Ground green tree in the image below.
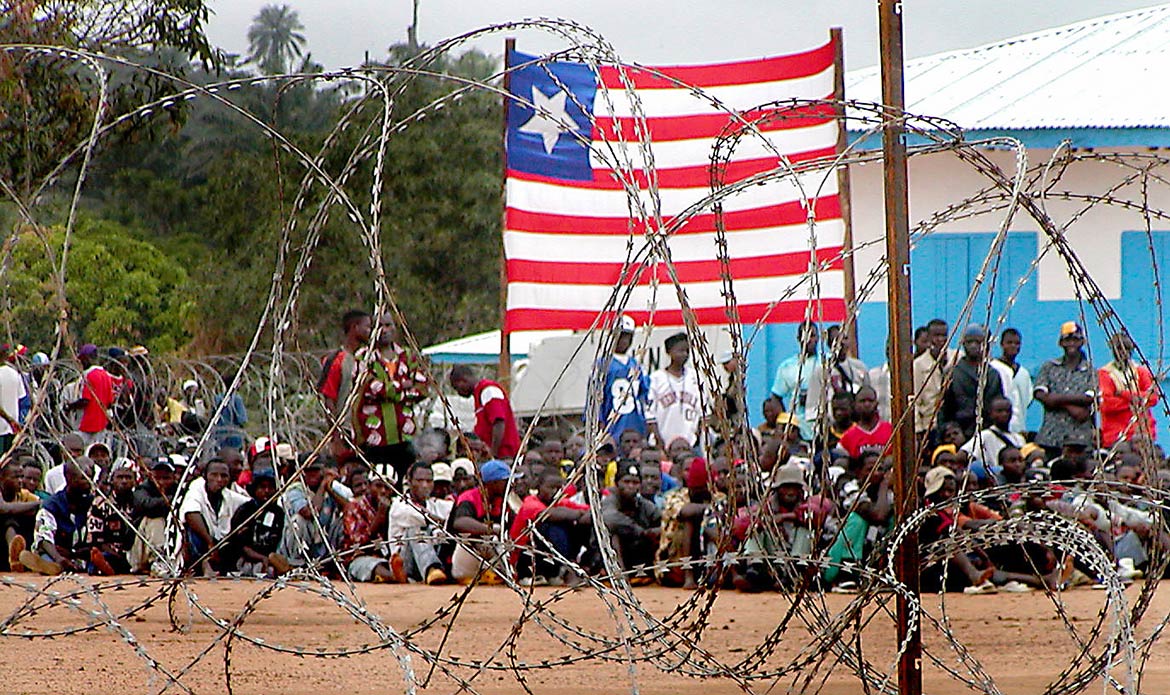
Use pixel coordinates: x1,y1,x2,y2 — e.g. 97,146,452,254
0,0,220,200
246,4,307,75
1,217,194,352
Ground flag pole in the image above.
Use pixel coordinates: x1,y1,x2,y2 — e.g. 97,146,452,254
831,27,858,356
498,37,516,385
878,2,922,695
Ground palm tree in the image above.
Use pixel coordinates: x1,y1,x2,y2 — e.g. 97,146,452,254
246,4,307,75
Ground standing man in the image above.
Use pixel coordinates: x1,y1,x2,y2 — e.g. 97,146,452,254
991,328,1033,434
805,325,869,437
912,318,959,447
1098,333,1158,448
593,315,650,444
319,309,372,454
940,325,1005,439
1034,321,1097,460
0,344,26,454
449,365,520,461
771,322,819,442
67,344,116,447
352,312,429,484
647,332,703,450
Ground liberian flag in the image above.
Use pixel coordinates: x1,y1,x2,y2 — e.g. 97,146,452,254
503,40,846,332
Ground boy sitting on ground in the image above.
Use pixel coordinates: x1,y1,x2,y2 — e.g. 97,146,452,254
737,462,817,591
388,463,452,584
23,458,95,576
180,458,248,577
1,459,40,571
601,463,661,584
86,459,137,575
229,469,290,577
342,470,404,583
510,470,591,586
446,459,515,585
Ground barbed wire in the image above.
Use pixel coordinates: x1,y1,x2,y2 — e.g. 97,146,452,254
3,16,1170,695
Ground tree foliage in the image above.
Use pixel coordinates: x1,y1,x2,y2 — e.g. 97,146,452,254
246,4,307,75
2,217,194,351
0,0,220,198
4,6,507,358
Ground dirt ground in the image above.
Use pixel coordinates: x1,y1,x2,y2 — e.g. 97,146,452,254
2,575,1168,695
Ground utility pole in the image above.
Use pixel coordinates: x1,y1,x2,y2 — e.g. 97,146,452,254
878,1,922,694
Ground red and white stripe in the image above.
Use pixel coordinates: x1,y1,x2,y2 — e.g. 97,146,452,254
504,40,845,332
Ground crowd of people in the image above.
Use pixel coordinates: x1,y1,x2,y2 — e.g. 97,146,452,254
0,308,1166,596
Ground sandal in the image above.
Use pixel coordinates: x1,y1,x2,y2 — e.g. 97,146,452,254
962,580,998,595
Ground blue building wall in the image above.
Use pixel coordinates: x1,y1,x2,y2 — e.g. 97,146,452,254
744,230,1170,435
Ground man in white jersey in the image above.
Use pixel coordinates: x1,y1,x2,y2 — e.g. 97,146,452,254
647,332,702,450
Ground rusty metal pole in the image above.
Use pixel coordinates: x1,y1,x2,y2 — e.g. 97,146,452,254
830,27,858,355
878,2,922,694
497,37,516,385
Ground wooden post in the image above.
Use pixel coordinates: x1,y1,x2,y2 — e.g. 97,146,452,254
498,37,516,385
831,27,859,356
878,2,922,695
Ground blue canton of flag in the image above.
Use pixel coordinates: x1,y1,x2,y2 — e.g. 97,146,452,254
506,50,596,181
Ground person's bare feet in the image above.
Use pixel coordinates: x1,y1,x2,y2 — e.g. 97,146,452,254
8,534,26,572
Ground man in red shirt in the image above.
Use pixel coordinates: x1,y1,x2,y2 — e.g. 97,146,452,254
836,386,893,460
509,470,591,585
66,344,117,446
318,310,371,425
318,310,370,463
449,366,520,460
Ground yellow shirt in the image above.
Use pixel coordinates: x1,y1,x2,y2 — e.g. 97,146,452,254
165,398,187,424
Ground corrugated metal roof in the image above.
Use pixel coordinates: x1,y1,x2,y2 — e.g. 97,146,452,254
846,4,1170,130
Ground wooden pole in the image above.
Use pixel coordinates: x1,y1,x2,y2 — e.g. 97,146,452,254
497,37,516,385
878,2,922,694
831,27,858,356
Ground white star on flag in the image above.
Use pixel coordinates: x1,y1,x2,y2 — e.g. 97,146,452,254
518,85,573,154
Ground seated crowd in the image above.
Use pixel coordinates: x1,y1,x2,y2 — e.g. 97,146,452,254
0,311,1165,596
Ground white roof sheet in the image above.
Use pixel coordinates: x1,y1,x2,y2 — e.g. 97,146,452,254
846,4,1170,130
422,329,571,361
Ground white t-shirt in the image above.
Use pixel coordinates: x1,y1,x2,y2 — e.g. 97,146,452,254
388,496,453,555
648,367,702,448
961,426,1025,468
178,477,249,541
992,358,1034,434
0,364,27,436
44,462,104,495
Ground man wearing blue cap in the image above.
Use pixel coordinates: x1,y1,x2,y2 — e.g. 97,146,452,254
447,459,515,584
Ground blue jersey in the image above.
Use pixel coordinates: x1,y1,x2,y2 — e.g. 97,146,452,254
595,355,650,441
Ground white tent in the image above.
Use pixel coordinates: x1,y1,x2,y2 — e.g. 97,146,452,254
510,326,735,417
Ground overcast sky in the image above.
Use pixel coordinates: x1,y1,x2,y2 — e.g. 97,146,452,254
206,0,1161,73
